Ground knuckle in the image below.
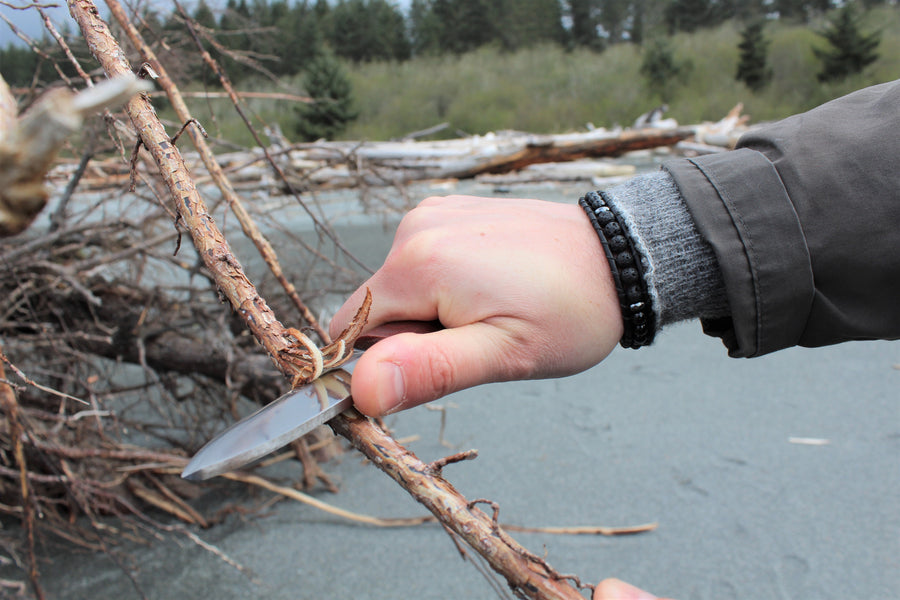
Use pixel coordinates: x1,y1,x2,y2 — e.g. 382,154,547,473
389,228,446,276
416,195,447,208
394,204,440,245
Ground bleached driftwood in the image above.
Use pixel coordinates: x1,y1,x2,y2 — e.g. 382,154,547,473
691,103,752,148
0,74,151,237
476,160,636,186
281,125,694,185
46,103,752,196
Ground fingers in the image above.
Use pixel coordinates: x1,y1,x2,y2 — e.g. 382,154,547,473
348,321,521,416
328,194,505,339
593,578,663,600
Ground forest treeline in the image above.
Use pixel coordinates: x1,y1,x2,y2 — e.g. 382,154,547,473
0,0,894,142
1,0,893,85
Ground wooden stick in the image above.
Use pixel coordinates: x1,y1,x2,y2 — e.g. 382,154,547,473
147,90,312,103
0,344,45,600
67,2,590,596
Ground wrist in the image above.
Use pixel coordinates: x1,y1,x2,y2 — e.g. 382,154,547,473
584,170,730,342
579,191,655,349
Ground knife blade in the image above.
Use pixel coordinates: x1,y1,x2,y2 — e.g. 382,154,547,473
181,320,440,481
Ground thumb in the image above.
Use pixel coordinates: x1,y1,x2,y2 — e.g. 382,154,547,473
349,322,515,416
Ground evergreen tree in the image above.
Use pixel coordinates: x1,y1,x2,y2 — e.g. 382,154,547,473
0,44,40,88
330,0,376,62
599,0,630,43
775,0,835,21
717,0,768,22
409,0,443,55
193,0,217,29
568,0,605,51
329,0,410,62
294,51,359,141
276,2,325,76
492,0,566,50
735,20,772,90
639,36,691,102
432,0,496,54
219,0,252,81
627,0,669,46
629,0,647,44
814,2,880,82
664,0,718,33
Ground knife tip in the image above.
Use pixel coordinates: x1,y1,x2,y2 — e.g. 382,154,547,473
180,465,204,481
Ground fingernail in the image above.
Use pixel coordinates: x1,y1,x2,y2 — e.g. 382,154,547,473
378,362,406,415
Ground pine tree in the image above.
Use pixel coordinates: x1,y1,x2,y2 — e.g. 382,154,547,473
814,3,880,82
568,0,605,51
719,0,768,22
0,44,40,88
268,1,320,77
639,37,691,102
776,0,836,22
432,0,496,54
409,0,443,55
326,0,409,62
735,20,772,91
218,0,252,82
193,0,217,29
294,52,359,141
664,0,715,33
492,0,566,50
599,0,630,43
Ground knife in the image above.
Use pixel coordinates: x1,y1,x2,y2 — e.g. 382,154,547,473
181,321,440,481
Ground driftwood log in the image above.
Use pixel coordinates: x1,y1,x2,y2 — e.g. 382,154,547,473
47,106,750,194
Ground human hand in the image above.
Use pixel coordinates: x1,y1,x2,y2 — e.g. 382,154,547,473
593,578,672,600
329,195,622,416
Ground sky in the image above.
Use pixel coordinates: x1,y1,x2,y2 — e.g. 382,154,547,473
1,1,73,47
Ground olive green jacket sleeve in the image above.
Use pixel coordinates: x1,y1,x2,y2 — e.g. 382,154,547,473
664,80,900,357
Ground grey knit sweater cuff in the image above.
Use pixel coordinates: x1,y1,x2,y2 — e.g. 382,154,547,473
601,169,730,330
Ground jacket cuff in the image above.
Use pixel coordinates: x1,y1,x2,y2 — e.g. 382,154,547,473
664,149,814,357
602,171,729,332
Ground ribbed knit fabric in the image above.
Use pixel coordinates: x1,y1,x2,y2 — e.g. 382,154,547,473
601,169,730,330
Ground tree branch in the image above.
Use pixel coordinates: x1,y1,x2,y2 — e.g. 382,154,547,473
67,1,589,596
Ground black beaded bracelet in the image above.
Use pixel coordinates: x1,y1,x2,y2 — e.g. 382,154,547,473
578,190,656,349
